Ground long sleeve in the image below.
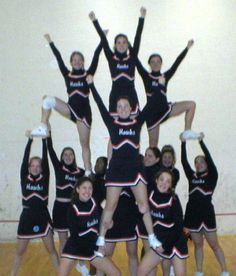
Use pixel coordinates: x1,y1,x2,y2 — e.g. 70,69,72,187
89,83,113,126
132,17,145,57
164,48,188,82
92,20,113,60
87,42,103,75
20,139,33,180
162,196,184,251
47,134,61,170
181,142,194,179
199,140,218,179
42,138,49,182
49,42,70,77
135,56,149,81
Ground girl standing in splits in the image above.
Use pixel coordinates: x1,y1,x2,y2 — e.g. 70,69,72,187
180,133,229,276
31,33,105,176
138,169,188,276
11,132,59,276
86,75,162,258
136,39,200,146
58,177,120,276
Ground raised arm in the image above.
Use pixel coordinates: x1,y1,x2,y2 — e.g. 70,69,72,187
89,12,113,60
86,75,113,126
181,141,194,179
42,138,49,181
164,40,194,82
132,7,146,56
47,133,61,170
44,33,70,77
135,56,149,81
20,134,33,180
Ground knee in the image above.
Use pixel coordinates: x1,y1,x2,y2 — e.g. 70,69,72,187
209,241,220,252
126,246,138,258
42,96,56,110
194,239,203,249
17,247,27,257
137,202,149,215
137,266,146,276
109,268,121,276
188,101,196,110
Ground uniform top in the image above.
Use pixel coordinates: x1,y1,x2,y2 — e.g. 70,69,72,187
89,82,165,163
145,163,161,194
136,47,188,104
181,141,218,206
20,139,49,208
92,17,144,88
67,197,100,240
49,41,102,98
47,136,85,199
92,173,106,205
149,189,184,251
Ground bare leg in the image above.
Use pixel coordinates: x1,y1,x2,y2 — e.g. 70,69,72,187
91,257,121,276
162,259,171,276
42,230,59,271
142,240,157,276
107,139,112,162
190,231,204,272
11,239,30,276
58,231,68,256
126,240,139,276
58,258,76,276
105,242,116,258
169,101,196,130
172,256,186,276
204,231,228,272
76,121,92,172
138,249,162,276
148,125,160,147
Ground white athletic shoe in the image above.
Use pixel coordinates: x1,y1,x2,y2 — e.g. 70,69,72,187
221,272,230,276
181,130,201,140
31,124,48,137
75,262,90,276
169,265,175,276
194,272,204,276
148,234,162,249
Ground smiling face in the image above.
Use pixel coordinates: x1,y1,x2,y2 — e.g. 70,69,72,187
195,156,208,173
115,36,129,54
70,53,84,70
62,149,75,166
149,56,162,72
29,158,42,176
117,98,132,119
76,181,93,202
156,172,172,193
144,148,159,167
162,152,174,168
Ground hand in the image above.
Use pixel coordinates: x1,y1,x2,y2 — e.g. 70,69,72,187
89,11,96,21
44,33,52,43
183,227,190,235
198,132,205,141
86,75,94,84
103,29,109,36
25,130,33,139
158,74,166,85
179,133,186,142
156,245,164,253
187,39,194,49
140,6,147,18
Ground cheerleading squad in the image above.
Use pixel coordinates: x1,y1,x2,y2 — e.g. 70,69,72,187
11,7,229,276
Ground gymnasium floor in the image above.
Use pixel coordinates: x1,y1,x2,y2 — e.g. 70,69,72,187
1,235,235,275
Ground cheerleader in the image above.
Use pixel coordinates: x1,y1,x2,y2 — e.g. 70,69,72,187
11,132,59,276
86,75,162,257
135,39,200,146
138,169,188,276
180,133,229,276
59,177,120,276
30,33,106,176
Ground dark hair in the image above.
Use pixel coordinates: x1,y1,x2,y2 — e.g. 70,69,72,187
60,147,77,168
114,33,128,44
194,155,206,165
29,156,42,167
116,95,132,107
154,168,175,194
70,51,84,63
148,54,163,65
146,147,161,159
96,156,108,167
161,145,176,165
71,176,93,204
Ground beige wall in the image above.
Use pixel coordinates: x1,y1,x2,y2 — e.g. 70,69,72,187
1,0,236,240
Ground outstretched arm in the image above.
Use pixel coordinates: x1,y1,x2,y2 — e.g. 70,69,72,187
132,7,146,56
20,132,33,180
89,12,113,60
181,141,194,179
135,56,149,81
42,138,49,181
164,40,194,82
47,133,61,170
44,33,69,77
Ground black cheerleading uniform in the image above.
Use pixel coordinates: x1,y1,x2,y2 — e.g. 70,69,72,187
89,82,164,187
92,17,144,116
62,197,100,261
47,136,85,232
92,173,106,206
17,139,52,239
136,47,189,130
137,190,188,259
145,163,161,195
181,141,218,232
106,188,140,242
49,41,102,127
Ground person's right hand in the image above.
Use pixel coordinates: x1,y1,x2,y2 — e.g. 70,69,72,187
89,11,96,21
44,33,52,43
